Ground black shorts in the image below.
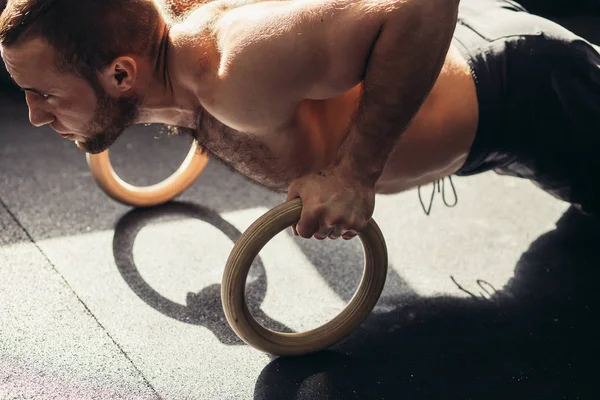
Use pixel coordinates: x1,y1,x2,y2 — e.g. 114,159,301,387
453,0,600,215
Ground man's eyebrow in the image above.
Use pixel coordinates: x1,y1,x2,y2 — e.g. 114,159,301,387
7,75,44,94
21,87,45,94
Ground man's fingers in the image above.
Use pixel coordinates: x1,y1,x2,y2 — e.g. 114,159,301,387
342,230,358,240
342,217,370,240
289,199,370,240
286,188,300,203
314,224,334,241
286,190,301,236
328,226,344,240
296,211,320,239
295,221,362,241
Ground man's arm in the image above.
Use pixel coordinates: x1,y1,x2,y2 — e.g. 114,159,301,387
334,0,459,186
222,0,460,239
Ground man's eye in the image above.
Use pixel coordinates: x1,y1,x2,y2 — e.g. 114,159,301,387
41,93,51,99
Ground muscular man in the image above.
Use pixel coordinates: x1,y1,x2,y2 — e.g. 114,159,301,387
0,0,598,241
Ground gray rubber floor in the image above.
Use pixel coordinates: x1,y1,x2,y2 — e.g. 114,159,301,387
1,16,599,400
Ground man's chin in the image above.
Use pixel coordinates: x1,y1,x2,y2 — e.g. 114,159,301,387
75,139,112,155
75,140,91,153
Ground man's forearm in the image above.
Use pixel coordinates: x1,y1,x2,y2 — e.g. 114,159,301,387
335,0,460,185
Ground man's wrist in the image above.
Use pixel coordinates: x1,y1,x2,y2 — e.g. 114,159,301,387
334,154,382,188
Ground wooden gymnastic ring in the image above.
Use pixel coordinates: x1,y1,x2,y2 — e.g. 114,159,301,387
86,141,209,207
222,198,388,356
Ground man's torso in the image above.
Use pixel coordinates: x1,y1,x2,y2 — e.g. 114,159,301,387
179,0,478,193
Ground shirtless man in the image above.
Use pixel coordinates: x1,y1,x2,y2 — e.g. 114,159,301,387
1,0,598,242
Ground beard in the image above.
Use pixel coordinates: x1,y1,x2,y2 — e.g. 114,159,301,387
76,89,141,154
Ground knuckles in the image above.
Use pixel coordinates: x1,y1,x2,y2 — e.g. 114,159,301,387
290,186,373,241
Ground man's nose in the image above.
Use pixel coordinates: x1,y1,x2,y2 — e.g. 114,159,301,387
28,108,55,127
25,94,55,127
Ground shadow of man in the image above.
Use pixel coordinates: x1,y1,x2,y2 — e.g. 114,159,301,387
254,207,599,399
112,201,293,346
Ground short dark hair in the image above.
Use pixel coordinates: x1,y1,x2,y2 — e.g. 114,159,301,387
0,0,164,79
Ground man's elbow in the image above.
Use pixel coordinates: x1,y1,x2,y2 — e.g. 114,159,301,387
382,0,459,51
386,0,459,26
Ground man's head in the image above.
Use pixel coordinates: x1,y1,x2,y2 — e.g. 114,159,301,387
0,0,166,153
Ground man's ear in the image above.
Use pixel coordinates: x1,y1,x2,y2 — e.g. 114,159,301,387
98,56,138,95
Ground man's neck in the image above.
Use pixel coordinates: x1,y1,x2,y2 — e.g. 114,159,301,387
135,0,261,129
135,18,216,130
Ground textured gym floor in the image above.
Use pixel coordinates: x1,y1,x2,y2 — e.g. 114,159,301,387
1,14,599,400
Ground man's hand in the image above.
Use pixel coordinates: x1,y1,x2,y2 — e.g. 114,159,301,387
286,166,375,241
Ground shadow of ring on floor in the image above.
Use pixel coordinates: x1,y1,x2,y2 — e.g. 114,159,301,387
254,207,600,399
112,201,293,346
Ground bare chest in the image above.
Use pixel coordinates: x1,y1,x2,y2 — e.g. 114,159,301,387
193,89,360,191
194,108,312,192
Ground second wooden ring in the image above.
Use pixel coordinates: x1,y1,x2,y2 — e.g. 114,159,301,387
86,141,209,208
